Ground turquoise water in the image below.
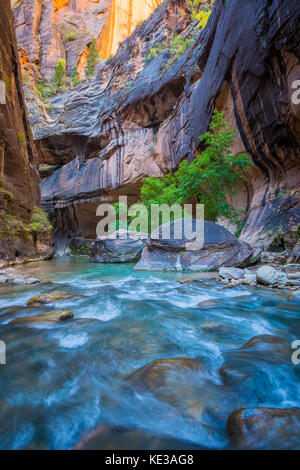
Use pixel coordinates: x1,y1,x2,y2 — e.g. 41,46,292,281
0,257,300,449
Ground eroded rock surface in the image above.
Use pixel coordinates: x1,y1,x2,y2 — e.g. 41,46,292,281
227,408,300,450
0,0,54,266
134,219,253,271
13,0,162,79
27,290,75,305
89,229,148,262
10,308,74,324
13,0,300,252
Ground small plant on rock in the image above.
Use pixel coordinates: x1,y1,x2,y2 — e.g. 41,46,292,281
85,40,100,77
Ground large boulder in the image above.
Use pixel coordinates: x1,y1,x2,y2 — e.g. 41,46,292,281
256,266,281,286
134,219,253,271
227,408,300,450
89,229,148,263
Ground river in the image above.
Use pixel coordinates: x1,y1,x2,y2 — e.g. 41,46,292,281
0,257,300,449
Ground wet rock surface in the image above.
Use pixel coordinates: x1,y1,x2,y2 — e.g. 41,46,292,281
135,219,253,271
89,229,148,263
26,0,300,253
218,263,300,290
219,335,291,386
227,408,300,450
27,290,75,306
0,268,40,286
10,308,74,325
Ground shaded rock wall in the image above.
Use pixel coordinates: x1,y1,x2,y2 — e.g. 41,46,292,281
26,0,300,250
0,0,53,266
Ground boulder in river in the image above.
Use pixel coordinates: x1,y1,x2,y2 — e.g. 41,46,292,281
227,408,300,449
128,357,204,392
134,219,253,272
27,291,75,306
219,335,290,386
219,267,245,280
10,309,74,325
256,266,280,286
239,334,289,351
89,230,148,263
128,357,205,418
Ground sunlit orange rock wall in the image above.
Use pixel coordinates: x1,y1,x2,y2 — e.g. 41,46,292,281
13,0,162,79
98,0,162,59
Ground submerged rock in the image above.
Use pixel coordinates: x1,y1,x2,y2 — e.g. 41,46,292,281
127,357,206,418
128,357,204,391
219,335,290,386
239,335,288,351
227,408,300,450
27,291,75,306
89,230,148,263
10,309,74,324
134,220,253,272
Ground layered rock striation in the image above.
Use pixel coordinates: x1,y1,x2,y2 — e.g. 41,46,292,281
0,0,54,266
17,0,300,252
13,0,162,80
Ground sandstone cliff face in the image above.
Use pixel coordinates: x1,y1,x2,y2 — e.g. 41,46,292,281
0,0,54,266
13,0,162,80
23,0,300,251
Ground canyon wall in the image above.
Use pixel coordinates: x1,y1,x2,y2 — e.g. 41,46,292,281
0,0,53,266
21,0,300,253
13,0,162,80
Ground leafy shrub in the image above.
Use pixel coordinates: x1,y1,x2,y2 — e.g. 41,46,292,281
71,66,81,86
188,0,214,26
0,176,15,202
29,207,52,234
54,59,67,90
85,40,100,77
145,42,167,63
141,110,252,223
0,214,30,237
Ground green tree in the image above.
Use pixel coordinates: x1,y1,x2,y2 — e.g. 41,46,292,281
85,40,99,77
71,66,80,86
141,110,252,223
54,59,67,90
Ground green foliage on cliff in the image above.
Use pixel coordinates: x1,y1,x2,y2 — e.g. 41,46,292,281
141,110,252,223
146,42,167,63
71,67,81,86
29,208,52,234
85,40,99,77
0,176,15,202
0,214,31,238
188,0,214,26
65,32,77,42
54,59,67,90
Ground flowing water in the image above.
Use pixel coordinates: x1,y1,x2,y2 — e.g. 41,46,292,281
0,257,300,450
